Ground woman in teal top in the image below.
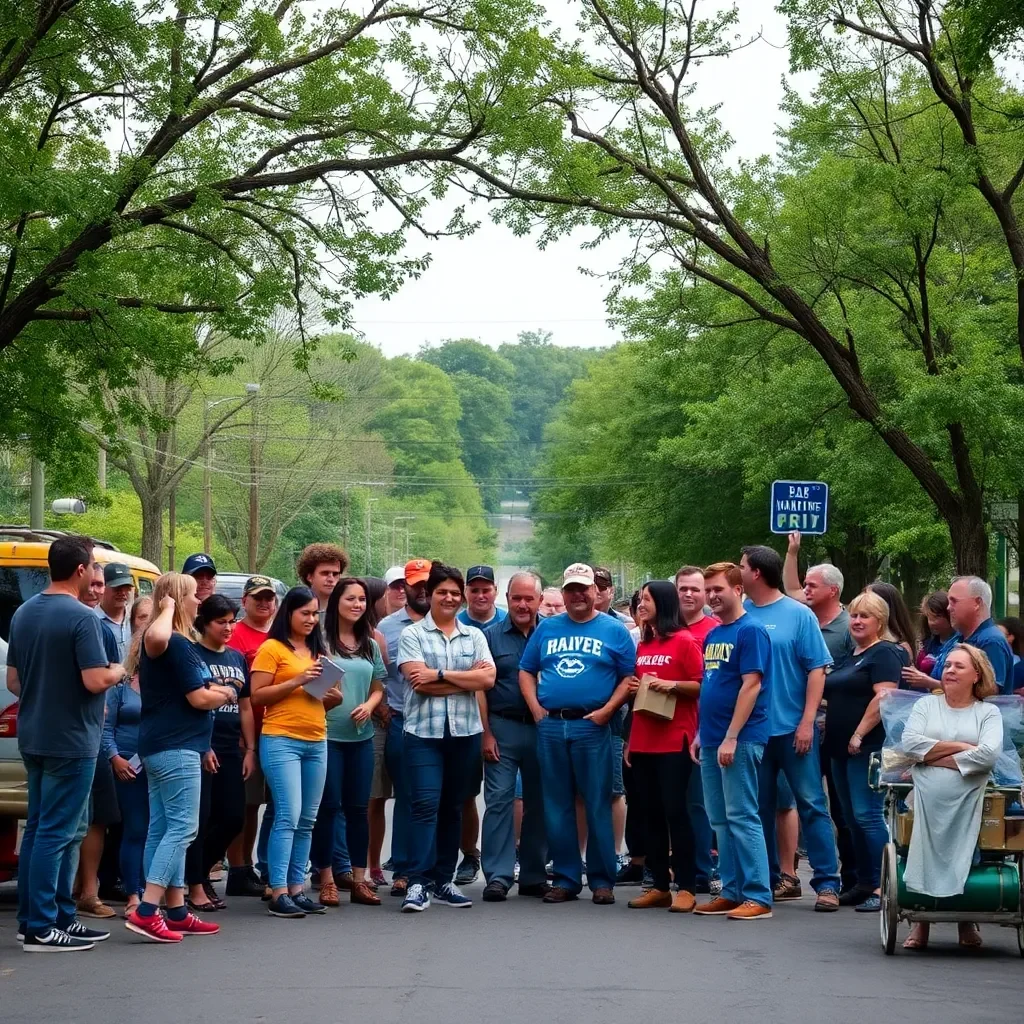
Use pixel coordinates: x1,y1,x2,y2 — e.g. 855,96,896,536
310,577,385,906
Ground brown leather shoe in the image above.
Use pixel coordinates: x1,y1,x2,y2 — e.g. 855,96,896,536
351,880,382,906
694,896,741,916
628,888,672,909
592,888,615,905
319,880,340,907
336,871,355,892
542,886,579,904
669,890,696,913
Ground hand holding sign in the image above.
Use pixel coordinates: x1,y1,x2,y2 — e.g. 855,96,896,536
770,481,829,536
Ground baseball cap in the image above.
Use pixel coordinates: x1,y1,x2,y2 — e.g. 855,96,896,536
103,562,133,588
562,563,595,588
404,558,431,585
466,565,495,584
593,566,614,587
182,553,217,576
384,565,406,587
243,575,276,597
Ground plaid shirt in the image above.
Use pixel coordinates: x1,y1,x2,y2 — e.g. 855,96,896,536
397,612,493,739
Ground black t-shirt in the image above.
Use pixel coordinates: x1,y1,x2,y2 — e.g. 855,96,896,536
138,632,213,757
823,640,909,758
197,645,250,757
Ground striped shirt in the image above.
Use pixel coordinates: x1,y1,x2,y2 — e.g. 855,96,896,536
397,613,493,739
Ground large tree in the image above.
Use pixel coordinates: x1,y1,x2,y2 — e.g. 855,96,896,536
455,0,1024,574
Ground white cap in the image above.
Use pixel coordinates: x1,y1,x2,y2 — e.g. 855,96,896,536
562,562,595,588
384,565,406,586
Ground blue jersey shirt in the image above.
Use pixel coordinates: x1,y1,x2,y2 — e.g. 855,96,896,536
930,617,1015,694
743,595,832,737
699,614,772,748
519,612,635,711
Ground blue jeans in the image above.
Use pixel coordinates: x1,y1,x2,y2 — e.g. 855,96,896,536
831,756,887,890
142,748,201,890
115,767,149,897
384,713,411,878
482,716,547,888
536,716,616,893
260,734,328,889
758,732,840,892
404,725,482,889
701,743,772,906
311,739,374,874
18,754,95,935
687,761,715,885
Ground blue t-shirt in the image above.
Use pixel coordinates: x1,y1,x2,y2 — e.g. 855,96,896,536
930,618,1015,694
519,612,635,711
457,606,507,629
699,614,772,748
197,645,250,757
7,593,110,758
743,595,832,736
1014,659,1024,694
138,632,213,756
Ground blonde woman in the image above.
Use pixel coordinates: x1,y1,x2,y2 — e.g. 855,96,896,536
125,573,237,944
823,590,909,911
902,644,1002,950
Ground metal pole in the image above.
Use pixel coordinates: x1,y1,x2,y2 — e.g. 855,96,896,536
97,447,107,490
168,488,176,572
248,396,260,571
203,402,212,552
29,458,44,528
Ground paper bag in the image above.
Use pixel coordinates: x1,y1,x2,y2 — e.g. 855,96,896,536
633,674,677,721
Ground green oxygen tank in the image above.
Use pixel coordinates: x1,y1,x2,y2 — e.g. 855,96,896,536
897,860,1020,913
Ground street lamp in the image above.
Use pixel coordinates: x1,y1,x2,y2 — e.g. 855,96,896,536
203,384,260,552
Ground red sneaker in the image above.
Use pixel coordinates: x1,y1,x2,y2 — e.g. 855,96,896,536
125,909,183,943
166,911,220,936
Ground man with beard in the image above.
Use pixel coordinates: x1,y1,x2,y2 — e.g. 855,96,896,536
377,559,431,896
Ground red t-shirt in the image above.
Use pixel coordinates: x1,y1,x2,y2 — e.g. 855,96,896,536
629,631,704,754
682,614,719,651
228,621,271,730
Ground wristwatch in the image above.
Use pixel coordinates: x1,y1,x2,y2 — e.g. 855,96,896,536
437,669,446,683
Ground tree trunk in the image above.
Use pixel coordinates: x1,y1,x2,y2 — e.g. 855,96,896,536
947,509,988,578
140,492,165,569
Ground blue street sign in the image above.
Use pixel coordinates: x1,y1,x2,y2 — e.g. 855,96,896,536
770,480,829,535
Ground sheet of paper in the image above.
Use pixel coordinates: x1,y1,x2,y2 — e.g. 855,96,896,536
302,657,345,700
127,753,142,775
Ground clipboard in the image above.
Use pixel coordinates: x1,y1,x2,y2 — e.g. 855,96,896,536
302,657,345,700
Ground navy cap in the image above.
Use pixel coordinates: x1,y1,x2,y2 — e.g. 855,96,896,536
182,553,217,576
466,565,495,584
103,562,133,588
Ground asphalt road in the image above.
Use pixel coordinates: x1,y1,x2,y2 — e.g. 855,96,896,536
2,875,1022,1024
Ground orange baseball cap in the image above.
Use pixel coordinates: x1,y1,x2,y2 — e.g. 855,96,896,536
404,558,431,585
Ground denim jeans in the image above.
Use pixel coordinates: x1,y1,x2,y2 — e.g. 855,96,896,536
536,716,616,893
384,713,411,877
701,743,772,907
482,716,547,888
115,768,149,897
758,731,841,892
311,739,374,874
831,756,887,890
687,760,715,885
260,734,328,889
142,748,202,890
404,724,482,889
18,754,96,935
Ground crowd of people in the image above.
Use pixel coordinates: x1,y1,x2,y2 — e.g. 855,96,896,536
5,531,1020,950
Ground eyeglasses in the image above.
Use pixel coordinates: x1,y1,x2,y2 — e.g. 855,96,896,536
595,582,613,591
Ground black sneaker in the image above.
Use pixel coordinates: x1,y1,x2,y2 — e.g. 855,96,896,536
23,927,95,952
482,880,508,902
838,885,872,907
517,882,552,898
381,857,394,872
615,860,645,885
65,920,110,942
98,884,128,904
455,854,480,886
226,867,265,898
292,893,327,915
267,894,306,918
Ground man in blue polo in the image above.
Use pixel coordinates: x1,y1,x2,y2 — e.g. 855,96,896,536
519,563,634,905
930,577,1012,691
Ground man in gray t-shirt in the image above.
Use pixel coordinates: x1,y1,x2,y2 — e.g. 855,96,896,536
6,536,122,950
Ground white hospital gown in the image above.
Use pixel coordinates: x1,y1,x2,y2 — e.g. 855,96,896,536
902,696,1002,897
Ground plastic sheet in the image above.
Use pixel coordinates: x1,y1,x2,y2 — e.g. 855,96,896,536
878,690,1024,787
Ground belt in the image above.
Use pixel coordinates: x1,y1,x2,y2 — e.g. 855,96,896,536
544,707,590,720
490,709,534,724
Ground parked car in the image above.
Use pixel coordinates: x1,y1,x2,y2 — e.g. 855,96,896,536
214,571,288,612
0,527,161,878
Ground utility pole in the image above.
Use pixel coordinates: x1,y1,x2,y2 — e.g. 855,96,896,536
29,458,44,528
97,447,106,490
248,393,260,572
203,402,213,553
365,497,377,574
341,485,350,550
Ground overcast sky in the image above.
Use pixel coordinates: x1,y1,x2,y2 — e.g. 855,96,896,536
350,0,799,357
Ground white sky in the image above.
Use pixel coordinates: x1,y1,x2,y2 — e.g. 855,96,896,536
351,0,799,356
